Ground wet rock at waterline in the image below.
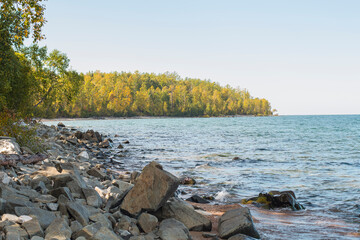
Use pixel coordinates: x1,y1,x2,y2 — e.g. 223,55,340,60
180,176,196,185
218,207,260,239
155,197,212,231
57,122,66,128
120,161,179,216
241,190,305,210
186,194,210,204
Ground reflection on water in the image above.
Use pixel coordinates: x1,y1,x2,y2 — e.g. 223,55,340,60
45,115,360,239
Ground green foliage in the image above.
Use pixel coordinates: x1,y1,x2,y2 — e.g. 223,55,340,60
0,110,45,153
62,71,273,117
20,45,84,117
0,27,35,113
0,0,46,47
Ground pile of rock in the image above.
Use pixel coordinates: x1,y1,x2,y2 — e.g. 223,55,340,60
0,122,262,240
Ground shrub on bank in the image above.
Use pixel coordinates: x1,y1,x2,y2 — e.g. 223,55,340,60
0,111,45,153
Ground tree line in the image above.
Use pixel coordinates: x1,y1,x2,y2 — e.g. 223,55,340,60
0,0,273,118
47,71,273,117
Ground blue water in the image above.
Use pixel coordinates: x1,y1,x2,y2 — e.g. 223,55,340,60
46,115,360,239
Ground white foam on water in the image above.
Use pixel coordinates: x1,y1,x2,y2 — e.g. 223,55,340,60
215,189,230,202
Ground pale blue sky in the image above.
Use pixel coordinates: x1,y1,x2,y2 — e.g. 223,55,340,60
38,0,360,115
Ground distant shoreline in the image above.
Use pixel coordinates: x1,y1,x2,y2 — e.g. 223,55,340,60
40,114,269,122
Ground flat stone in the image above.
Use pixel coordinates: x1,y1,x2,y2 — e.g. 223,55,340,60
46,203,59,211
121,161,179,216
0,184,34,213
66,202,89,226
50,187,74,201
87,167,107,180
157,218,191,240
78,151,89,160
44,217,72,240
137,213,158,233
218,207,260,239
33,195,58,204
5,224,28,239
89,213,112,229
22,217,44,238
82,188,102,208
15,207,56,229
92,226,119,240
2,213,19,222
73,222,118,240
51,163,88,196
0,171,11,184
70,220,83,236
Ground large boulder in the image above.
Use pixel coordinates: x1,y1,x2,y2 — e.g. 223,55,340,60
120,161,179,216
218,207,260,239
0,137,21,154
157,218,191,240
155,197,211,231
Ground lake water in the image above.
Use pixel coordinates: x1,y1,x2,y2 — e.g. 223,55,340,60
46,115,360,239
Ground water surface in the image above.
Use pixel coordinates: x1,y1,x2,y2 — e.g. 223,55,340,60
46,115,360,239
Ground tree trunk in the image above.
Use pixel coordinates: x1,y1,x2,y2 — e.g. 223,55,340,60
0,154,47,166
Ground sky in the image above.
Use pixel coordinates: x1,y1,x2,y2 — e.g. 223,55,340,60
38,0,360,115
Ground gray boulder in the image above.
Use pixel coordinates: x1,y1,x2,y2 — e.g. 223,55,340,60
156,197,211,231
33,195,58,204
5,223,28,239
73,222,119,240
89,213,112,229
66,201,90,226
121,161,179,216
218,207,260,239
22,217,44,238
0,137,21,154
138,212,158,233
157,218,191,240
15,207,56,229
50,187,74,201
44,217,72,240
87,167,107,180
82,188,102,208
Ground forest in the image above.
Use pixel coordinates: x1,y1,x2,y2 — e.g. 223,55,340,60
0,0,273,118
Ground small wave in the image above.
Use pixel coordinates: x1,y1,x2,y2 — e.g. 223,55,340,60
215,189,230,202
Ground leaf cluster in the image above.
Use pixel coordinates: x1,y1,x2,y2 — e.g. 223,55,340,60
0,0,47,48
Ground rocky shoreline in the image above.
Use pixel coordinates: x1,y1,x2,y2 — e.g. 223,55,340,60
0,122,264,240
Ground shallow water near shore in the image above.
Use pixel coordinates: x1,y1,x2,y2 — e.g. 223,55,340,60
45,115,360,239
